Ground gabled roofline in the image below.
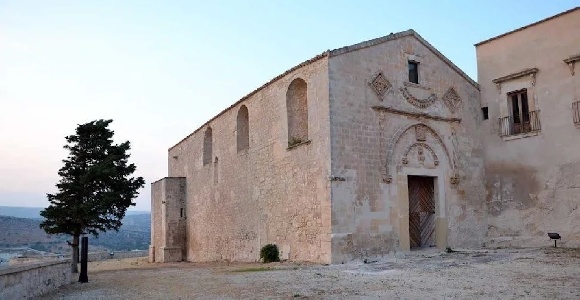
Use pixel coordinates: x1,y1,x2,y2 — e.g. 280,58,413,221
168,52,329,150
475,6,580,47
169,29,478,151
329,29,479,89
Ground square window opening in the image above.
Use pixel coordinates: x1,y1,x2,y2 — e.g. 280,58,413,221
408,61,419,84
481,107,489,120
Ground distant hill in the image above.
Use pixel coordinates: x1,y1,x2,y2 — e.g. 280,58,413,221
0,213,151,253
0,206,44,219
0,206,150,219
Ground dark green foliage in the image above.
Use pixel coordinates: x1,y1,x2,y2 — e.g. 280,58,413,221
288,136,304,147
39,119,145,272
260,244,280,263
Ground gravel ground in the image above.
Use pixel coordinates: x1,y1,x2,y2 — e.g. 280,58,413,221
37,247,580,299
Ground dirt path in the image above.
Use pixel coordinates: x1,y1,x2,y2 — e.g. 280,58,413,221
38,247,580,299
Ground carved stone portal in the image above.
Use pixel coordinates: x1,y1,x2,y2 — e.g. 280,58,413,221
402,142,439,168
384,123,455,184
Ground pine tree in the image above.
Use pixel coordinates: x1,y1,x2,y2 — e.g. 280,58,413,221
40,119,145,273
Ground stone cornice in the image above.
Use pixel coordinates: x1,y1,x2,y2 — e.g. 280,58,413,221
475,7,580,46
563,54,580,64
492,68,539,93
492,68,539,84
372,106,461,123
564,54,580,75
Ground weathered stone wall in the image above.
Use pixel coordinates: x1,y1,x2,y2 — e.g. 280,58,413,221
161,177,186,262
150,179,163,262
0,260,71,299
328,32,486,263
149,177,186,262
168,58,332,263
477,8,580,248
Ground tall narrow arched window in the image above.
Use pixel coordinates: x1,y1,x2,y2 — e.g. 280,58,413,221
203,127,212,165
286,78,308,146
237,105,249,152
213,157,219,184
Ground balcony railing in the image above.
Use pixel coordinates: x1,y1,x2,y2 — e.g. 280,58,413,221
499,110,541,137
573,101,580,125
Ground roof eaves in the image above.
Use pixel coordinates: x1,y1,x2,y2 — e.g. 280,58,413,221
410,31,479,89
168,51,329,151
475,7,580,47
170,29,481,152
329,29,479,89
329,30,415,56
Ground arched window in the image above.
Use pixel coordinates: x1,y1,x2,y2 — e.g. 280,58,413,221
203,127,212,165
286,78,308,146
213,157,219,184
237,105,249,152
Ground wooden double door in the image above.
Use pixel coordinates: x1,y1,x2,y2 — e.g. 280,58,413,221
408,176,436,248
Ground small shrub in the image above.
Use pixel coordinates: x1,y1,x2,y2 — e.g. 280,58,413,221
260,244,280,263
288,136,304,147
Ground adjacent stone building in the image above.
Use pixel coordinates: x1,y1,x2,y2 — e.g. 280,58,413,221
477,7,580,248
150,7,580,264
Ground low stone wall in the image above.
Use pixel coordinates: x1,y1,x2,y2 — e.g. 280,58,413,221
0,260,72,299
88,250,148,262
0,250,147,298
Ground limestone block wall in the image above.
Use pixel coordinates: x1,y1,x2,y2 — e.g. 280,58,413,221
0,260,71,299
168,57,332,263
150,177,186,262
150,179,163,262
328,32,486,263
477,8,580,248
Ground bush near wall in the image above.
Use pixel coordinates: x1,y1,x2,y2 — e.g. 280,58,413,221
260,244,280,263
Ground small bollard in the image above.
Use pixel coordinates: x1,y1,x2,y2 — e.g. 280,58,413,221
79,237,89,283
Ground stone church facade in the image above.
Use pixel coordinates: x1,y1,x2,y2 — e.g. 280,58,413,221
149,7,580,264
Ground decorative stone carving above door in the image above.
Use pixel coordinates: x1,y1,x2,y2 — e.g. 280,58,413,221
383,123,455,184
415,125,427,141
401,142,440,168
400,86,437,108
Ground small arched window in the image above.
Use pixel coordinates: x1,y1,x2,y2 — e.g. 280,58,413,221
213,157,219,184
237,105,250,152
203,127,212,165
286,78,308,146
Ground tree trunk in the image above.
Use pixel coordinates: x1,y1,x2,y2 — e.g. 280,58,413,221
71,234,80,273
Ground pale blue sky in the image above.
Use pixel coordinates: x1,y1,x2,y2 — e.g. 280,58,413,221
1,0,578,211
